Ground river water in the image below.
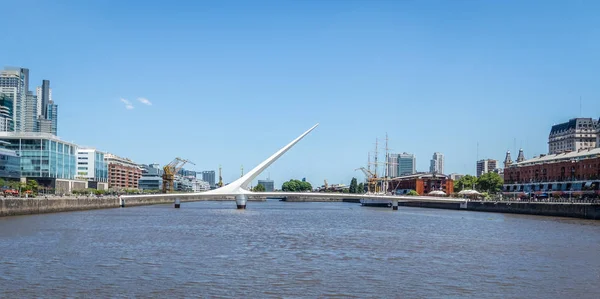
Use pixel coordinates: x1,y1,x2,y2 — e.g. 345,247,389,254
1,200,599,298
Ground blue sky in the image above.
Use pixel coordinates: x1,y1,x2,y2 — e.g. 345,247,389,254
2,0,599,187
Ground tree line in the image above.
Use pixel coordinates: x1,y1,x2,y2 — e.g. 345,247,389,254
454,172,503,194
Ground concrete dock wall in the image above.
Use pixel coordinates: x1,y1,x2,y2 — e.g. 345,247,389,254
0,195,267,217
399,201,600,220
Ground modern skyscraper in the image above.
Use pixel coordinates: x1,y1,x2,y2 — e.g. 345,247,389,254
476,159,498,177
36,80,57,135
0,67,27,132
47,101,58,135
1,67,58,135
429,152,444,174
398,152,416,175
38,80,50,118
202,170,216,188
387,154,398,178
0,93,13,131
24,92,39,132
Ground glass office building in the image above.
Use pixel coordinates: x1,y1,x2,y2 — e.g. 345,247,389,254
0,133,76,179
0,141,21,180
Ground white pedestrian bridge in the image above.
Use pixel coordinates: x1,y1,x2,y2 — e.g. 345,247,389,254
122,124,466,210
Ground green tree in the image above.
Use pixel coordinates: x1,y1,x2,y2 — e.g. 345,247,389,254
455,175,478,192
349,177,358,194
407,190,419,196
299,181,312,191
282,179,312,192
357,182,364,194
0,178,5,188
26,179,39,193
253,184,266,192
7,180,19,190
477,172,504,194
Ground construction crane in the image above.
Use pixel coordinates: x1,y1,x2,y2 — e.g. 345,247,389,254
217,165,223,188
355,167,381,193
162,157,195,193
354,167,383,193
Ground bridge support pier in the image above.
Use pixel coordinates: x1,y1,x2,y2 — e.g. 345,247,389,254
235,194,247,209
392,200,398,211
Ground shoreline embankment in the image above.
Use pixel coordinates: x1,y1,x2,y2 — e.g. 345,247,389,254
1,195,599,220
399,201,600,220
0,195,266,217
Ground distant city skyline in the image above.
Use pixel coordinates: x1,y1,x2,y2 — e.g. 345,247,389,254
2,0,599,186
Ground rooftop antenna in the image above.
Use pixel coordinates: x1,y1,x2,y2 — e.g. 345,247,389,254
579,96,582,117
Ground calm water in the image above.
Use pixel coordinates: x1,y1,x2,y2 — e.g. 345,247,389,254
1,200,599,298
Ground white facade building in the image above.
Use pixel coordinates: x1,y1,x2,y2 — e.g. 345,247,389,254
429,152,444,174
76,148,108,183
476,159,498,177
548,118,598,154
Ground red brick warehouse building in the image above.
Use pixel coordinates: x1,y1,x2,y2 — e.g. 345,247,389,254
105,153,142,190
503,148,600,194
387,173,454,195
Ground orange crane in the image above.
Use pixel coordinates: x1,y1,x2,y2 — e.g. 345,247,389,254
355,167,381,193
162,157,195,193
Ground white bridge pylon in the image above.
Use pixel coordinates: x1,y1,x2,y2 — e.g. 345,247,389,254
205,123,319,208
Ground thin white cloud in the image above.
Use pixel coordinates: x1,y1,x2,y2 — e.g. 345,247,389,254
137,97,152,106
120,98,134,110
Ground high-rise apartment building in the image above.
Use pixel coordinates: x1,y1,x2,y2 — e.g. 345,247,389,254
257,179,275,192
398,153,416,175
0,93,13,131
387,154,398,178
0,67,27,132
448,173,464,181
36,80,57,135
24,92,38,132
548,118,598,154
37,80,50,118
476,159,498,177
202,170,216,188
47,102,58,135
429,152,444,174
